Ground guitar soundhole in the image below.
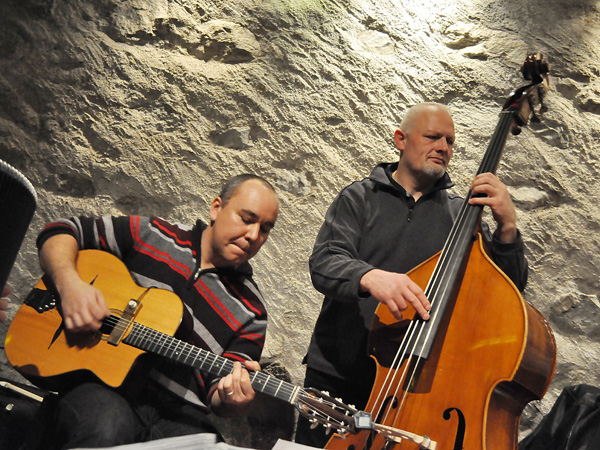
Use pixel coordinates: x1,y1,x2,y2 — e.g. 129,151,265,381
99,319,116,335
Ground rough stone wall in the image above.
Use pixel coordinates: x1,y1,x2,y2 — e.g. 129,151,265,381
1,0,600,445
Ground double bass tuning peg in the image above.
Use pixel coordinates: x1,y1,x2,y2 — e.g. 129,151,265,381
521,52,550,82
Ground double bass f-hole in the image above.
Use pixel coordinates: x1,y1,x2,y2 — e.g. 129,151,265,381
443,407,466,450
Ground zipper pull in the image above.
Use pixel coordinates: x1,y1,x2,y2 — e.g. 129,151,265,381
185,263,203,289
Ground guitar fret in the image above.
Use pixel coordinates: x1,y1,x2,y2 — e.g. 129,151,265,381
128,324,143,347
273,378,283,397
206,352,218,373
189,346,203,368
144,327,157,352
181,341,195,365
171,339,183,361
150,329,164,354
252,371,265,391
156,330,170,356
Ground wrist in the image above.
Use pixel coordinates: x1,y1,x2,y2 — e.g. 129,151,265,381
53,268,82,293
359,269,378,293
495,224,517,243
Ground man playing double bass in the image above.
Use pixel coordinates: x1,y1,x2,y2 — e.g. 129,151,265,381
295,102,528,447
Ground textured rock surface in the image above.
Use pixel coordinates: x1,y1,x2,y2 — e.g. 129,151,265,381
1,0,600,445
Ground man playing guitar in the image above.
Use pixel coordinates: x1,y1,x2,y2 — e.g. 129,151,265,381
35,174,279,449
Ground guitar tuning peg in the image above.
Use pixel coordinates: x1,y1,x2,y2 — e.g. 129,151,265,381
309,422,319,430
322,391,330,395
336,397,343,402
349,404,356,408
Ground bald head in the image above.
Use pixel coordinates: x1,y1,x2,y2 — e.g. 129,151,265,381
399,103,452,134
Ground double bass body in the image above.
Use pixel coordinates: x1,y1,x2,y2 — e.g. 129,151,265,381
325,234,556,450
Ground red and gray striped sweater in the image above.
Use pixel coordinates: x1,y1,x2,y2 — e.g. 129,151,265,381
37,215,268,412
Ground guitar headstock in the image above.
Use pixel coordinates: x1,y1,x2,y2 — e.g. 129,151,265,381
502,52,550,135
296,388,439,448
296,388,360,437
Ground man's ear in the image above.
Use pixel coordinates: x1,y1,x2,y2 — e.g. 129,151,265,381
394,129,406,151
209,196,223,223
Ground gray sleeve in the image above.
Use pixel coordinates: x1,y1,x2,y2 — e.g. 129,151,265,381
309,191,375,302
490,228,529,292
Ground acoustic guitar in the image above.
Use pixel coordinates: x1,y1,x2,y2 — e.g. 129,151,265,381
5,250,360,436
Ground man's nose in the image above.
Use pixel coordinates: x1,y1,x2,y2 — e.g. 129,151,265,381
245,223,260,241
436,138,451,151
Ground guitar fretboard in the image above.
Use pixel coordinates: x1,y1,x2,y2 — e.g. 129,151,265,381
121,320,300,404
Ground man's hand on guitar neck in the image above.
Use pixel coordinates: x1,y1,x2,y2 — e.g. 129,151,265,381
39,234,110,332
212,360,260,417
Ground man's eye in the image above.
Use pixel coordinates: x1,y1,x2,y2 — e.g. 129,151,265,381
241,217,252,224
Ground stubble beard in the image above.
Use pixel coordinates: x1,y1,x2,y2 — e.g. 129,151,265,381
420,163,446,184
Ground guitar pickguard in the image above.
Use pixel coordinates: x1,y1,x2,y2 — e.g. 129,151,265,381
24,287,57,313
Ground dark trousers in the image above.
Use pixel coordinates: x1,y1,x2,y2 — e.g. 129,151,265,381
519,384,600,450
295,366,375,448
47,382,221,450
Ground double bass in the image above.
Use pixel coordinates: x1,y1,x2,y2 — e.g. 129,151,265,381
323,54,557,449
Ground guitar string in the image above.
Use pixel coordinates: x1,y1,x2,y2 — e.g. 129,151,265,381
101,308,428,434
105,315,356,427
102,315,305,400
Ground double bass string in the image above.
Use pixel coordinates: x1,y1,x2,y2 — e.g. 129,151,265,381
371,109,515,431
367,202,472,429
369,311,422,424
370,175,481,426
368,202,472,429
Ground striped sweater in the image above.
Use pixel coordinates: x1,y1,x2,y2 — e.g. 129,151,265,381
37,215,268,412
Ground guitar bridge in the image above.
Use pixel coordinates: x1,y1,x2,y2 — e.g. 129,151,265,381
106,299,141,346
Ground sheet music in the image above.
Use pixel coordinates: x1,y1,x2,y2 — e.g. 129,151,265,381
73,435,321,450
74,433,251,450
272,438,321,450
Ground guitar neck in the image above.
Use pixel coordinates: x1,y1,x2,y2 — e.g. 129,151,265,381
122,321,300,404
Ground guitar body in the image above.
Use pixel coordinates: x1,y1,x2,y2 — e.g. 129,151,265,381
5,250,183,390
